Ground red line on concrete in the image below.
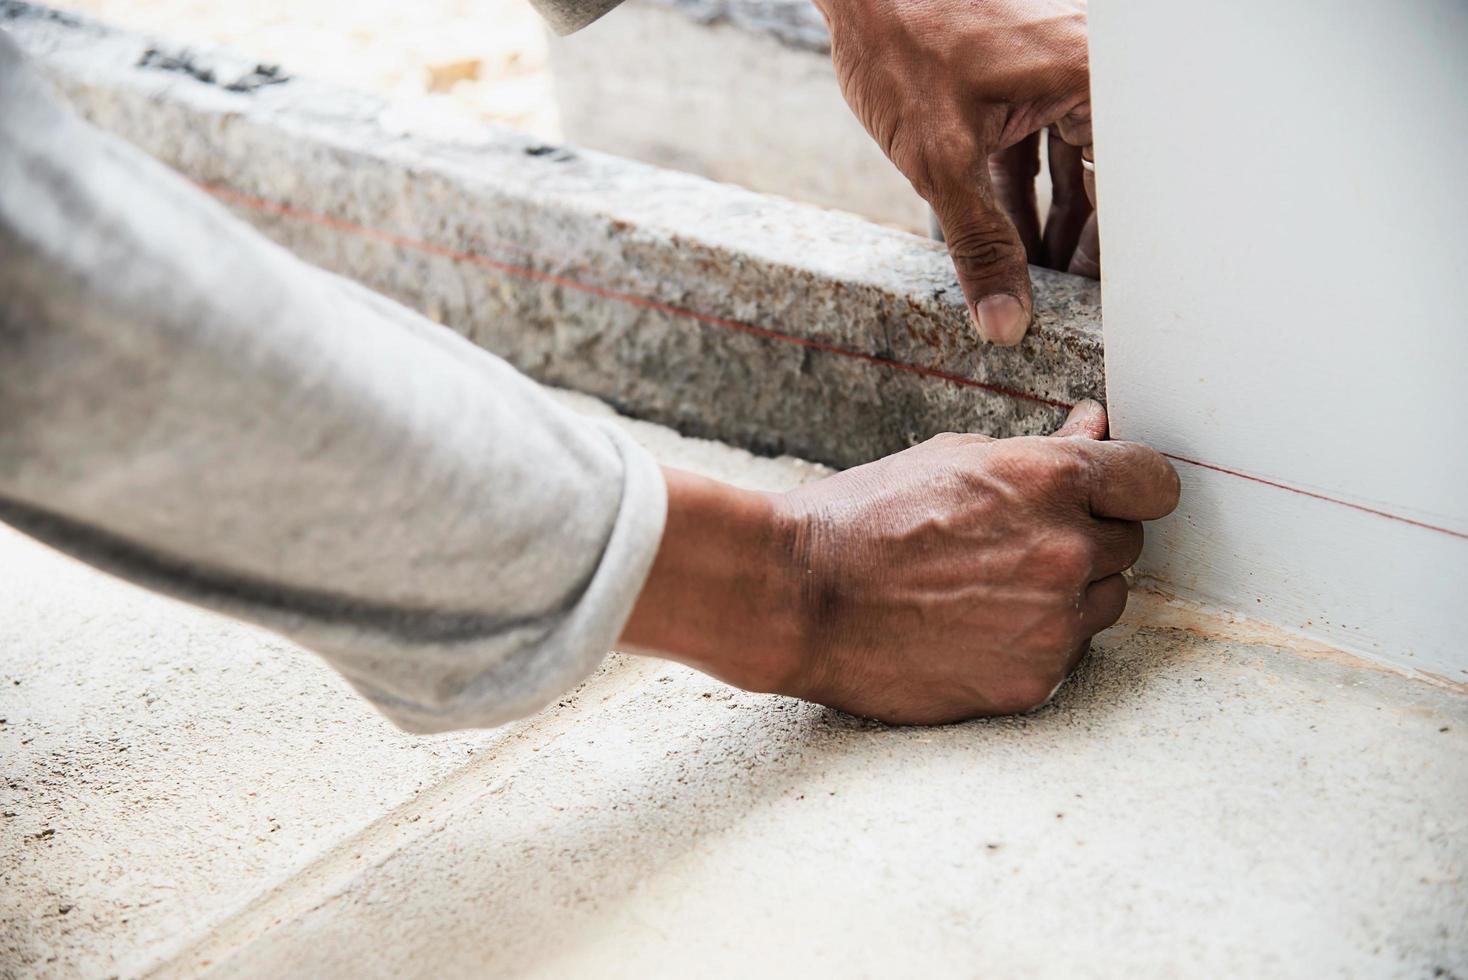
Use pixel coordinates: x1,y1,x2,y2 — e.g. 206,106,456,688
203,182,1467,544
1162,453,1468,542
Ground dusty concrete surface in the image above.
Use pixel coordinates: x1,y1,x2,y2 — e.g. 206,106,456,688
0,540,505,977
0,390,825,978
2,389,1466,979
4,2,1102,470
199,632,1468,980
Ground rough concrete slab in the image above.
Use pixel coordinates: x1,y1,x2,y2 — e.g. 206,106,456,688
0,521,505,978
3,2,1102,470
2,388,1464,979
0,389,827,978
176,602,1468,980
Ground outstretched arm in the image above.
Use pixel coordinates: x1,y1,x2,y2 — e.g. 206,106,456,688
0,33,666,733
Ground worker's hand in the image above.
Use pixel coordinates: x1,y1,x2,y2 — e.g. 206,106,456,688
812,0,1095,344
987,129,1100,276
621,402,1181,724
766,400,1174,722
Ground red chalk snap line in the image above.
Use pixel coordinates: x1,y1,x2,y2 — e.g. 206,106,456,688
205,184,1070,411
1159,453,1467,542
201,183,1468,544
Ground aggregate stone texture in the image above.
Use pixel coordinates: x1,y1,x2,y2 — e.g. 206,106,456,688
4,2,1103,470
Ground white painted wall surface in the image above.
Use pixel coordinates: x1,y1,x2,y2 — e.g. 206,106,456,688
1090,0,1468,680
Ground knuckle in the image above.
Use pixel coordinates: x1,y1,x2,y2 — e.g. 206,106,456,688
1036,615,1079,654
921,431,993,462
1040,534,1092,585
1116,441,1166,471
928,431,975,447
898,131,978,204
1120,444,1182,513
1013,443,1086,493
946,227,1024,273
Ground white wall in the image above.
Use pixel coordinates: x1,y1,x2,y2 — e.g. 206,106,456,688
1090,0,1468,680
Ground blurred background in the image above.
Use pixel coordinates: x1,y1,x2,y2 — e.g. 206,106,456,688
53,0,565,139
48,0,950,232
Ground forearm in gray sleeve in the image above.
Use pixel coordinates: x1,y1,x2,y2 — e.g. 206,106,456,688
0,33,667,733
528,0,626,34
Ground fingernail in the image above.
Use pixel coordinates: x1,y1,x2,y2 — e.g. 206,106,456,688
974,294,1028,346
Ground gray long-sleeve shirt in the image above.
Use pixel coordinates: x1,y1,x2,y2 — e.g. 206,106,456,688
0,20,666,734
531,0,626,34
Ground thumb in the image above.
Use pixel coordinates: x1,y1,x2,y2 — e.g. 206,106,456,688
929,160,1034,346
1050,399,1108,440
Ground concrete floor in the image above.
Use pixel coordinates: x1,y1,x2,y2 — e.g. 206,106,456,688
2,391,1466,979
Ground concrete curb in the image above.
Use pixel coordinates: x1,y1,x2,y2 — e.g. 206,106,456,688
4,1,1103,469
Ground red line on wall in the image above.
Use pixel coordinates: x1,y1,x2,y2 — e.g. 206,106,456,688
1161,453,1468,542
201,182,1468,545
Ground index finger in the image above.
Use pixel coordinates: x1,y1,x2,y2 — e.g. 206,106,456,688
1077,440,1181,521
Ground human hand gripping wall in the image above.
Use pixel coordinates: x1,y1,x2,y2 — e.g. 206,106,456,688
621,402,1180,723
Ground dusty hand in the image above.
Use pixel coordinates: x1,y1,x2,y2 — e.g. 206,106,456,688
814,0,1095,344
769,401,1175,722
622,402,1180,724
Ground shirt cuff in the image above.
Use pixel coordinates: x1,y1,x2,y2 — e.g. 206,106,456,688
363,420,667,734
529,0,628,35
